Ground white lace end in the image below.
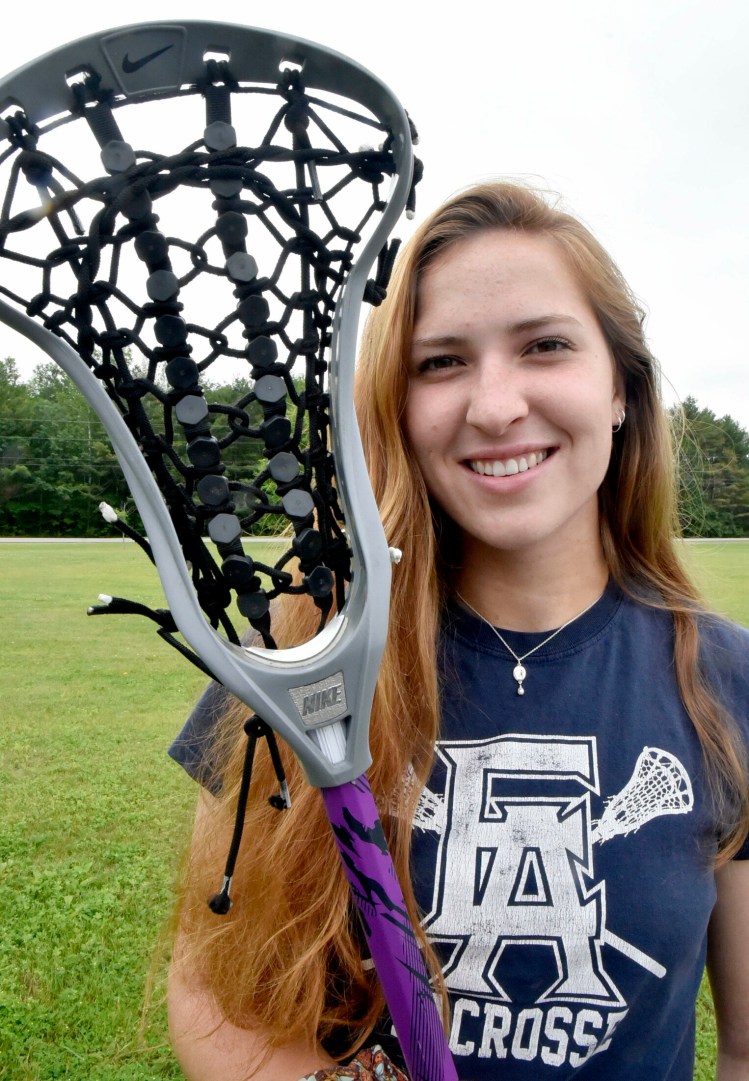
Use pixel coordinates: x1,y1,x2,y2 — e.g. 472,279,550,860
98,502,117,523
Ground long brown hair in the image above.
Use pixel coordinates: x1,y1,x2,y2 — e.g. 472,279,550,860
174,181,749,1062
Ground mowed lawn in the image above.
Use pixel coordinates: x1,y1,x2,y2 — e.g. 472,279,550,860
1,540,748,1080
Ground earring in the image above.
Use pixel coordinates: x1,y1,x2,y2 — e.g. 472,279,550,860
613,409,626,433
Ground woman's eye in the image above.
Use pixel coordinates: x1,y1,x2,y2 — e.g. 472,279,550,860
527,337,570,355
416,355,461,372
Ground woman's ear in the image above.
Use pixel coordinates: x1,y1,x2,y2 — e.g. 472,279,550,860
611,368,626,428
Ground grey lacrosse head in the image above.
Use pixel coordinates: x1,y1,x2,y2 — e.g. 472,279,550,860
0,22,416,786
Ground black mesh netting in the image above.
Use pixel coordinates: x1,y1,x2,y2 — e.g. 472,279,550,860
0,58,418,660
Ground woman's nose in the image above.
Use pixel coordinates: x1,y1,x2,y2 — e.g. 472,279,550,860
464,360,529,434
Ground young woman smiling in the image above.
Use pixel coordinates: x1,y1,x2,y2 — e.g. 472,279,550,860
168,182,749,1081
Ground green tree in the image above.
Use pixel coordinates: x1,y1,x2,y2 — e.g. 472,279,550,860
0,361,306,537
0,358,34,510
674,398,749,538
0,361,130,536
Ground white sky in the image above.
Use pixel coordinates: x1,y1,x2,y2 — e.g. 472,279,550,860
1,0,747,429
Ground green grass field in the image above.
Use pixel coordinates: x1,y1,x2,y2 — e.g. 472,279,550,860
1,540,747,1080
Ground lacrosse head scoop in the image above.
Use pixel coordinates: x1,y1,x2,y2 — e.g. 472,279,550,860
0,22,415,788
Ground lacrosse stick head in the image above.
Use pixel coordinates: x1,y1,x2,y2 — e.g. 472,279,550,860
0,22,416,786
593,746,694,843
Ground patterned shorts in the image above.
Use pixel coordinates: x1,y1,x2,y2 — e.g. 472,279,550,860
300,1045,409,1081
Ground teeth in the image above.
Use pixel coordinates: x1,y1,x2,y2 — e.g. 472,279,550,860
470,450,548,476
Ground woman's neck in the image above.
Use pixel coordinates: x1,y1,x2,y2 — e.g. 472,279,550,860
455,544,610,632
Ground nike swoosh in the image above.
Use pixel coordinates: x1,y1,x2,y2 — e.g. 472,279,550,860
122,44,175,74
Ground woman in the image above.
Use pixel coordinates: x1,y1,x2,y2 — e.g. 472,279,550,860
168,182,749,1081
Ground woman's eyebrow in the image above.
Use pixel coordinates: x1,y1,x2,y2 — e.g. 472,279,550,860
411,334,465,348
510,314,584,333
412,314,583,347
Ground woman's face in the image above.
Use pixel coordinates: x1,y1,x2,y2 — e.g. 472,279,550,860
405,229,624,570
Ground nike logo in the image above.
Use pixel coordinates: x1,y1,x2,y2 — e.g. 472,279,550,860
122,44,174,74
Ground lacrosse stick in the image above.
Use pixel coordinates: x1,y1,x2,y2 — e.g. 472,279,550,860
0,23,454,1081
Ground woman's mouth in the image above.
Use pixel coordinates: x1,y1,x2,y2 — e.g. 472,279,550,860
467,449,550,477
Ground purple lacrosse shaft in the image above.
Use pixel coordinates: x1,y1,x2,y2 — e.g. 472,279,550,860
322,776,457,1081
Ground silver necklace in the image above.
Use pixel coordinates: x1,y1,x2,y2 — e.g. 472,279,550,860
456,592,599,696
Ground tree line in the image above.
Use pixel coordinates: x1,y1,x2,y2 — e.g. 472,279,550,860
0,358,267,538
0,358,748,538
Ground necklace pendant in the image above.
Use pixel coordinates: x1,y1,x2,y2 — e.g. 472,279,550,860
513,663,526,695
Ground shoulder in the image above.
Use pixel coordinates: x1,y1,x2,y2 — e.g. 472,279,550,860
699,610,749,655
634,599,749,711
697,612,749,699
168,624,262,790
168,680,233,793
616,588,749,677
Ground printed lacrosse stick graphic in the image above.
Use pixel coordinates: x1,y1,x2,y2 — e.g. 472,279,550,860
591,746,694,844
0,23,455,1081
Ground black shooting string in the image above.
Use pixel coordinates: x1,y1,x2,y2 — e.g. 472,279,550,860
99,507,155,563
86,597,215,678
208,716,291,915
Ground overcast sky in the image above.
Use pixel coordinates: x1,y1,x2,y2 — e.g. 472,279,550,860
1,0,747,428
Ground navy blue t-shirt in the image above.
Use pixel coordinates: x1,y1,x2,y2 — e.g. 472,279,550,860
170,583,749,1080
